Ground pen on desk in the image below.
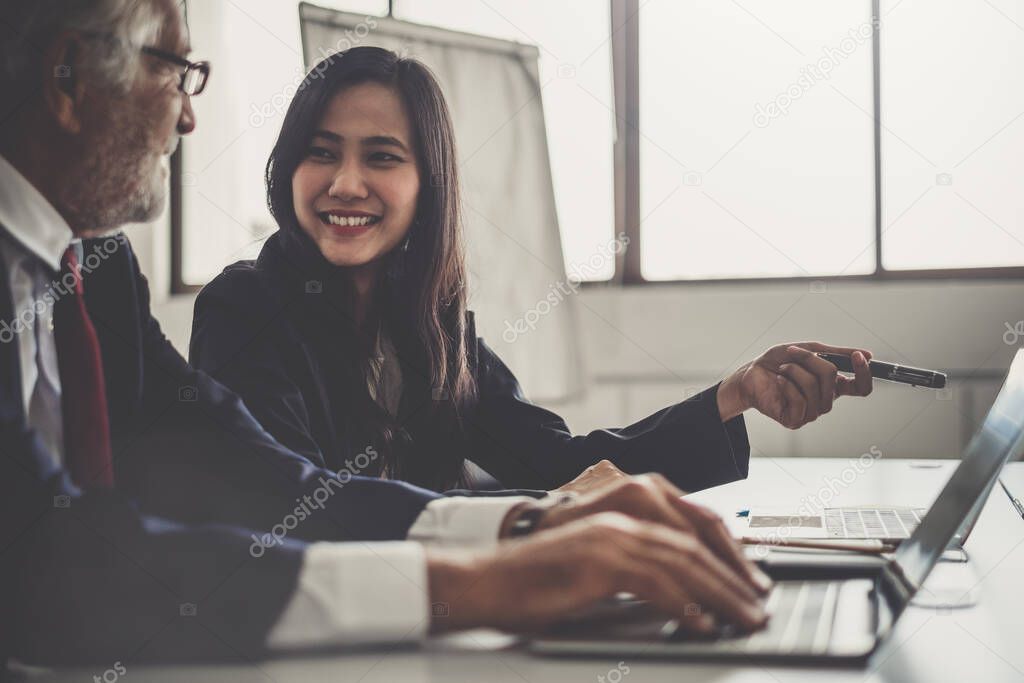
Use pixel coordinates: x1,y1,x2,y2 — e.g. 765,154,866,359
740,537,895,555
998,478,1024,520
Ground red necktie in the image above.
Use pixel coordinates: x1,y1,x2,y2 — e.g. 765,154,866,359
53,247,114,489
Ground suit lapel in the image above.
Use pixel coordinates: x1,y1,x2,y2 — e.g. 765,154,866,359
0,225,25,425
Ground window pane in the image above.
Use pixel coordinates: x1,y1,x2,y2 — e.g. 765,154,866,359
182,1,389,286
395,0,616,280
880,0,1024,270
639,1,875,280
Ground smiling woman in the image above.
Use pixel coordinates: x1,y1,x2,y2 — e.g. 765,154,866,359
192,46,478,490
290,82,420,274
188,46,876,496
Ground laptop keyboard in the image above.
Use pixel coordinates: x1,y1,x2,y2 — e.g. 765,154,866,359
666,580,840,654
825,507,924,539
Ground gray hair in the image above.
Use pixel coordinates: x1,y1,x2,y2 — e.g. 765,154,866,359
0,0,164,115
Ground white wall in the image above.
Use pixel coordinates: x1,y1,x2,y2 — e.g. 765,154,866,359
556,281,1021,461
135,206,1023,462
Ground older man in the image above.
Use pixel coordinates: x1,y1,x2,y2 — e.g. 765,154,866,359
0,0,778,666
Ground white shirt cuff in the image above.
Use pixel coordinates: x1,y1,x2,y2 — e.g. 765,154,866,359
266,541,429,651
407,495,536,548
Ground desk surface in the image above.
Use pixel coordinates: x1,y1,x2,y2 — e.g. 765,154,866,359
24,459,1024,683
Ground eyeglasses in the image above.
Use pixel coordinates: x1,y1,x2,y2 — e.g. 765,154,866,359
79,31,210,96
141,46,210,96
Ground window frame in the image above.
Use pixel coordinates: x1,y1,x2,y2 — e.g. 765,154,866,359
170,145,202,294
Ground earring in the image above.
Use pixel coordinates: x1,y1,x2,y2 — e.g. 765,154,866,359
402,219,417,252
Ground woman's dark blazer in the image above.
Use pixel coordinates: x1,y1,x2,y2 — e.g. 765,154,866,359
189,232,751,493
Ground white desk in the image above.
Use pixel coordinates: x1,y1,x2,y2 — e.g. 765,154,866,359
23,459,1024,683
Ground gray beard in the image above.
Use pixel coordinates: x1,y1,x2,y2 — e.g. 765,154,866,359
59,100,165,233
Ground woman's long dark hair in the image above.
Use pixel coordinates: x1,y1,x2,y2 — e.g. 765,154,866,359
265,46,475,491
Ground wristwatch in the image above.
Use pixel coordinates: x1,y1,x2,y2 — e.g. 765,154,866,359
507,491,577,538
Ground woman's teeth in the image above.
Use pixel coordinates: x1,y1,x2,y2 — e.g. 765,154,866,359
323,214,379,227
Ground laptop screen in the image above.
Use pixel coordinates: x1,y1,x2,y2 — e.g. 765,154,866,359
893,349,1024,590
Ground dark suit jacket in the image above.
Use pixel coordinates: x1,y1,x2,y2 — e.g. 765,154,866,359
190,231,751,493
0,231,445,665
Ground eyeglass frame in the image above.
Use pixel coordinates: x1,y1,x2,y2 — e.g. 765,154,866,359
77,30,210,96
140,46,210,96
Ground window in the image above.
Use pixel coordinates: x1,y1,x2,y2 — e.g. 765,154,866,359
176,1,390,291
174,0,614,289
174,1,1024,290
639,1,874,280
389,0,617,280
176,1,325,290
879,0,1024,271
621,0,1024,282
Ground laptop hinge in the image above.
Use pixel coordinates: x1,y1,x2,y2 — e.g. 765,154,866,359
884,560,917,603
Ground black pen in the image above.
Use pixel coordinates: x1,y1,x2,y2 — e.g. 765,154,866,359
816,353,947,389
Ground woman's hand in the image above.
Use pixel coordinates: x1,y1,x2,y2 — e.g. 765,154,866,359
554,459,628,495
717,341,874,428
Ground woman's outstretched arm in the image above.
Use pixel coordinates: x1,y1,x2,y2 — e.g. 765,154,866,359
466,338,873,492
466,339,749,492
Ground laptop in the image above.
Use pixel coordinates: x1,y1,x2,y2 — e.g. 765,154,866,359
742,505,928,544
531,349,1024,665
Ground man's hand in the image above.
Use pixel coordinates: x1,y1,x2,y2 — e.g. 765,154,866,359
427,513,769,635
554,459,628,495
526,474,771,596
717,341,874,427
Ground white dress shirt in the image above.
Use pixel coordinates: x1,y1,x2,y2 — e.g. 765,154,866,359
0,155,72,467
0,154,532,651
